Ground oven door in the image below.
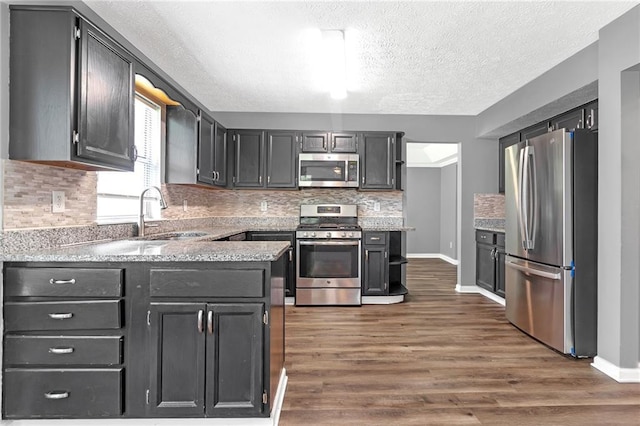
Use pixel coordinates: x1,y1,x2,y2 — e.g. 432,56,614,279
296,240,361,288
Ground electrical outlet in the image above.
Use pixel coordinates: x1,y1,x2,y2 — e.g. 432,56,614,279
260,201,268,212
52,191,65,213
449,241,453,249
373,201,380,212
183,200,188,212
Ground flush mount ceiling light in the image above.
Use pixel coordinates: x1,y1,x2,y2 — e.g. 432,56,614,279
321,29,347,99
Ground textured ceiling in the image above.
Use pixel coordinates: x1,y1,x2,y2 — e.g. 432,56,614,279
84,1,638,115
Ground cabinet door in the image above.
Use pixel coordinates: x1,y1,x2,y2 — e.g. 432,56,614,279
585,101,598,130
250,232,296,297
551,108,584,132
360,133,395,189
266,131,297,188
495,248,506,298
214,122,228,187
498,132,520,194
234,130,265,188
198,113,215,186
166,105,198,184
476,243,496,292
206,304,264,417
76,18,135,171
363,246,388,295
521,122,549,141
301,132,329,153
330,132,357,153
149,303,206,417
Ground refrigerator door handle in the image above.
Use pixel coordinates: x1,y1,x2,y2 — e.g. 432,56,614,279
521,146,532,250
518,147,528,249
505,258,562,280
527,146,537,250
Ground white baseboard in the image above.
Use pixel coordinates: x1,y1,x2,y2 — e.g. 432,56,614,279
455,283,505,306
407,253,459,265
592,356,640,383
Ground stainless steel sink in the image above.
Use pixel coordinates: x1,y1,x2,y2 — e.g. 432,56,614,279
142,231,210,241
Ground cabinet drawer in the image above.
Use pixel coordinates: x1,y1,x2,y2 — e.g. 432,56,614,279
4,335,123,366
364,232,386,245
475,231,495,244
3,368,123,418
4,300,122,331
496,233,505,247
150,269,265,298
4,267,123,298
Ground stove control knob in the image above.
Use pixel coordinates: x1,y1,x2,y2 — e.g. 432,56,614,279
303,232,308,238
311,232,316,237
342,232,347,237
348,232,354,237
326,232,332,238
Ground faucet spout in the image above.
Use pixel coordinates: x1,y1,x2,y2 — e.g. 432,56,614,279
139,186,168,237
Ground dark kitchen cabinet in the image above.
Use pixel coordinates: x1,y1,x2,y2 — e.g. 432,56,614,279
300,132,357,153
585,100,598,131
362,232,389,295
148,303,264,418
197,113,227,187
266,131,298,188
9,6,136,171
359,132,396,190
498,132,521,194
249,232,296,297
475,230,505,297
551,108,585,132
233,130,265,188
166,104,199,184
521,122,549,141
2,265,125,419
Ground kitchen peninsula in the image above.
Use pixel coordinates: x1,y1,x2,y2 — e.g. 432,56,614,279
2,235,289,423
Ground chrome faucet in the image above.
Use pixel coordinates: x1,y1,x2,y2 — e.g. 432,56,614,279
138,186,168,237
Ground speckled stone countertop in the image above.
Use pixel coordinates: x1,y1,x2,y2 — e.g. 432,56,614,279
361,226,415,231
2,238,290,263
474,219,505,233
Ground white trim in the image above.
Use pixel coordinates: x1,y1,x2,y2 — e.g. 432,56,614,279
285,297,295,306
407,156,458,168
2,369,288,426
362,295,405,304
407,253,458,265
454,283,505,306
591,356,640,383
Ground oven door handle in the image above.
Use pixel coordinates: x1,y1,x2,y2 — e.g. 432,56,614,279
298,240,360,246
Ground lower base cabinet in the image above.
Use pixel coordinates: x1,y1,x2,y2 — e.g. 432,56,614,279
149,303,265,418
475,230,505,297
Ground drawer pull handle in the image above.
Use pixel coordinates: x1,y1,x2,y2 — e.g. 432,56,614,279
49,278,76,285
370,237,381,241
49,347,74,354
48,313,73,320
44,391,69,400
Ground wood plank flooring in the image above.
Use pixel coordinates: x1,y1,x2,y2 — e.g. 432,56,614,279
279,258,640,425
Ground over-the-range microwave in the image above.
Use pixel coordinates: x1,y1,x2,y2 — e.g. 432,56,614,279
298,153,359,188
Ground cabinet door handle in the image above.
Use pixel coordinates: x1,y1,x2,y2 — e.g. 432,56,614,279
207,310,214,334
44,391,69,400
365,249,369,261
49,347,74,355
48,313,73,320
131,145,138,162
197,310,204,333
49,278,76,285
332,140,336,150
288,248,293,262
259,175,262,185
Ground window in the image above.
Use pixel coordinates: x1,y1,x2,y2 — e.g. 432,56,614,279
97,94,162,223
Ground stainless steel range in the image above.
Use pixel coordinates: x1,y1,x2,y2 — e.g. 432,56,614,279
296,204,362,306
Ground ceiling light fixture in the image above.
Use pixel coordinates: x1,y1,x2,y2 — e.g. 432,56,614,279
321,29,347,99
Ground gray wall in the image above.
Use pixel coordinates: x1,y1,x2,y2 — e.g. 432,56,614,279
406,168,441,254
596,7,640,369
440,163,457,260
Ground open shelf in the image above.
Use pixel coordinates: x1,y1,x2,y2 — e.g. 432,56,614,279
389,255,408,265
389,282,408,296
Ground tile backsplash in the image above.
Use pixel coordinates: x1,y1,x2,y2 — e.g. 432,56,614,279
473,193,505,219
3,160,403,230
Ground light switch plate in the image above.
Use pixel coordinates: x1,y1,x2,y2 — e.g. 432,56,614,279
52,191,65,213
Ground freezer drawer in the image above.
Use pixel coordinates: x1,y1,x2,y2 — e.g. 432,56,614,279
505,256,573,354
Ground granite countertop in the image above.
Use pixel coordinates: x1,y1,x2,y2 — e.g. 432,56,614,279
361,225,415,231
2,235,290,263
474,218,505,233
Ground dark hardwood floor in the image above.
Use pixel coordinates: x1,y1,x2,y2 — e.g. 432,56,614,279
279,258,640,425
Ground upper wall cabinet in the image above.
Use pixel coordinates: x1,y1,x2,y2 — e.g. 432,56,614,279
359,132,396,190
197,113,227,187
301,132,358,153
498,132,520,194
9,7,136,171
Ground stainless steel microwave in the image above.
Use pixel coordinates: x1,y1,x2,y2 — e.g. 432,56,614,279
298,153,359,188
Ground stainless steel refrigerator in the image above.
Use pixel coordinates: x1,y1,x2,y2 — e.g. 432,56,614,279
504,128,597,357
